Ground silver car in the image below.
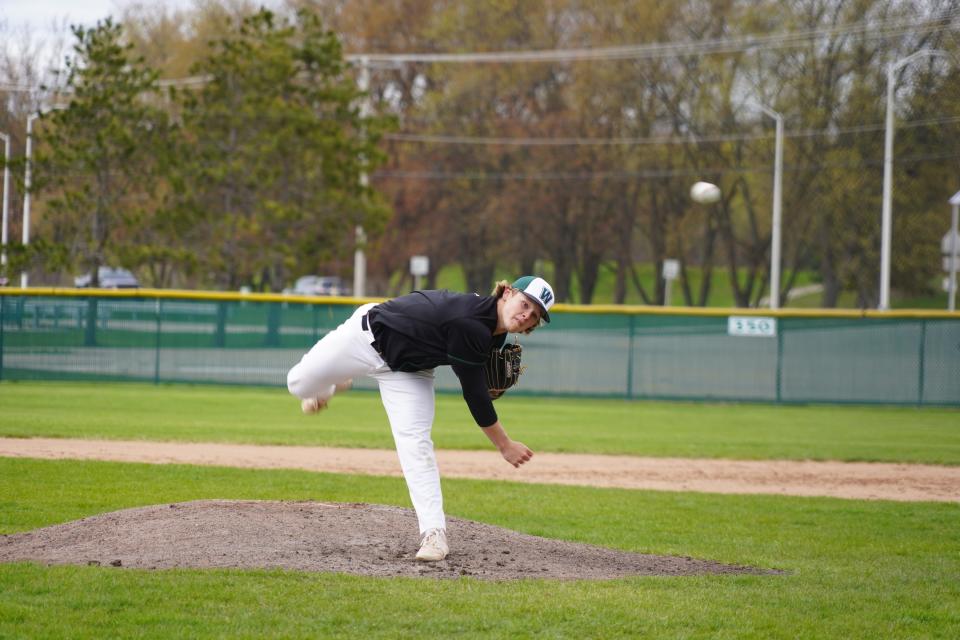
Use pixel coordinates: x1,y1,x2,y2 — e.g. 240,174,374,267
291,275,349,296
74,267,140,289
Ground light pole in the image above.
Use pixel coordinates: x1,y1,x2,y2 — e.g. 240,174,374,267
756,104,784,309
948,191,960,312
0,131,10,276
747,102,785,309
879,49,949,310
21,112,39,288
353,56,371,299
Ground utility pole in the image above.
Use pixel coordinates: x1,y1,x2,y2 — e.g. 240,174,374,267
21,113,39,288
353,57,370,298
754,104,784,309
0,132,10,275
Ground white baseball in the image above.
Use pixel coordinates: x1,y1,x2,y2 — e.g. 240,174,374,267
690,181,721,204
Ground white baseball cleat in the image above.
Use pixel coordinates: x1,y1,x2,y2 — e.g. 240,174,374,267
415,528,448,562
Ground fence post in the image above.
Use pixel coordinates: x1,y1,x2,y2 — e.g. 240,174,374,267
917,320,926,406
776,318,784,403
84,297,98,347
626,314,635,399
214,301,227,348
265,301,281,347
0,296,5,381
154,298,162,385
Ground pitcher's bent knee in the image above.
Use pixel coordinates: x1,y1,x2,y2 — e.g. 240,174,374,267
287,364,306,398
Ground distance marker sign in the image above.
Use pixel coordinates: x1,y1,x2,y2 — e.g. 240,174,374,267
727,316,777,337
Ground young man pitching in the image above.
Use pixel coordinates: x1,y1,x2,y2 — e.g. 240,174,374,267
287,276,554,561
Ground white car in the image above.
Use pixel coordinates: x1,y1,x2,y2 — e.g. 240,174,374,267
291,275,349,296
74,267,140,289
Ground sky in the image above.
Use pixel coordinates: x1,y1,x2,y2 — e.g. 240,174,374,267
3,1,197,36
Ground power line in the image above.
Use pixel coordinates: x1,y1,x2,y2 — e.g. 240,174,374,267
370,150,960,182
0,82,45,93
383,115,960,147
4,12,956,91
347,12,959,64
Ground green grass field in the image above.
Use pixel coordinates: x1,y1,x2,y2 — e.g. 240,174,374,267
427,261,952,309
1,381,959,638
2,381,959,464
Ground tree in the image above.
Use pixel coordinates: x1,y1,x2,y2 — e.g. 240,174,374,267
32,18,169,286
76,0,957,306
763,0,957,307
120,0,261,80
173,8,393,291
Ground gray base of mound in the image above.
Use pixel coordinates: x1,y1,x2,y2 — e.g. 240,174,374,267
0,500,782,581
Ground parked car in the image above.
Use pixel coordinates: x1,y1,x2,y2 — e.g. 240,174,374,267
74,267,140,289
289,275,350,296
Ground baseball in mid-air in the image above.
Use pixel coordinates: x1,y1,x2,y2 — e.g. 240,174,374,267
690,181,721,204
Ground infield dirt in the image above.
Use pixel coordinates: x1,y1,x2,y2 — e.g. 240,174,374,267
2,437,958,503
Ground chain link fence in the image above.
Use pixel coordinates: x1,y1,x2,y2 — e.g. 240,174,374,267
1,290,957,406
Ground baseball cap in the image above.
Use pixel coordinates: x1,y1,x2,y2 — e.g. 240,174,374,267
512,275,554,323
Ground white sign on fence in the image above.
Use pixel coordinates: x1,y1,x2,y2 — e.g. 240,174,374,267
728,316,777,337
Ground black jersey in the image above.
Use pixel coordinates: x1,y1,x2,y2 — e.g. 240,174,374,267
368,290,506,427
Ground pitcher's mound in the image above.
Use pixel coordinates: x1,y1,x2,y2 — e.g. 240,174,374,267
0,500,779,580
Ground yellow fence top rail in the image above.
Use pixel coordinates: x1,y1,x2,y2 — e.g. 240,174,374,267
2,287,959,320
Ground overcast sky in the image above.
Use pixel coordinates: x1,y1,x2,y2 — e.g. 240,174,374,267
3,0,198,37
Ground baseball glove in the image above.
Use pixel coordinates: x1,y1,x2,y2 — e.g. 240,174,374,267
485,342,524,400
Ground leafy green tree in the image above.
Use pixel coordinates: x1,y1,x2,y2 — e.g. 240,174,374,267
173,8,392,291
886,55,960,302
32,18,169,286
761,0,957,307
412,1,551,295
120,0,261,80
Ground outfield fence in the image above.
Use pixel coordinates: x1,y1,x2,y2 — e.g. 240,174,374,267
1,289,958,406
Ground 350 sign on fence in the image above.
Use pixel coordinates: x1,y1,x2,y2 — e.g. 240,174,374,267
727,316,777,337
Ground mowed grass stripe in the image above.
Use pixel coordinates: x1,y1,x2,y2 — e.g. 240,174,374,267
1,381,959,464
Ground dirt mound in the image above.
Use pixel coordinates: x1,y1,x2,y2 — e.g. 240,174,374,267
0,500,778,581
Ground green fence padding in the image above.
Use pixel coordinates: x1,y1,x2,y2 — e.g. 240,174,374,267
1,292,957,406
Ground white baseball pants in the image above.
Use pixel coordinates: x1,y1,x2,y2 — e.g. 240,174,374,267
286,303,445,533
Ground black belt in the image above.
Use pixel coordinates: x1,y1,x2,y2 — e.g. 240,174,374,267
361,312,383,356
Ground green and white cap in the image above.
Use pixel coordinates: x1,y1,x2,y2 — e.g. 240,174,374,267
512,275,554,323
